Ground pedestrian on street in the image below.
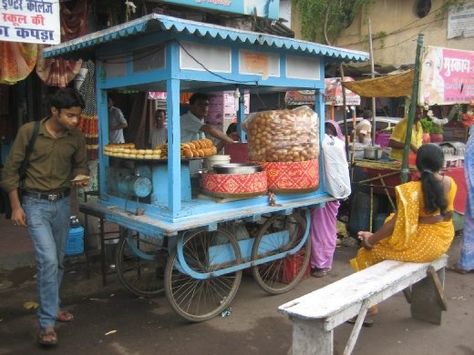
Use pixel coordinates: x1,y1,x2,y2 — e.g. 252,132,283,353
310,120,351,278
450,122,474,274
149,108,167,148
0,88,90,346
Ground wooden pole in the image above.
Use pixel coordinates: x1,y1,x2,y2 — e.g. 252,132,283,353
368,18,377,145
401,33,424,183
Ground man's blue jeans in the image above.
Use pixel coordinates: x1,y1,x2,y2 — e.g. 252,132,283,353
22,195,71,328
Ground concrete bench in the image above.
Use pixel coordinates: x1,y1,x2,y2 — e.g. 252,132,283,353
279,255,448,355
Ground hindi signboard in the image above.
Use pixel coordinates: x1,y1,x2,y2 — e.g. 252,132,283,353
419,46,474,105
0,0,60,44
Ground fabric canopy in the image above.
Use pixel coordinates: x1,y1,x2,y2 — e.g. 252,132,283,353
342,69,414,98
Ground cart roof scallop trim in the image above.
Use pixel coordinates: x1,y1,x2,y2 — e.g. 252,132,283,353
43,13,369,62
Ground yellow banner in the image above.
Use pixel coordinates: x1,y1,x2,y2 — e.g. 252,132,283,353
342,70,414,98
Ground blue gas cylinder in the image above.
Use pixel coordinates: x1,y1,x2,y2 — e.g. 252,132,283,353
65,216,84,256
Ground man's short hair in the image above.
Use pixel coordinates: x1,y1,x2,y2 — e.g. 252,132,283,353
49,88,85,110
189,93,209,105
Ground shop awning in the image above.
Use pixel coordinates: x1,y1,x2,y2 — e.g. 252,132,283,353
44,13,368,62
342,69,414,98
285,77,361,106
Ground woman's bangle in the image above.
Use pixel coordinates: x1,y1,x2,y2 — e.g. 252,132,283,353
364,237,373,248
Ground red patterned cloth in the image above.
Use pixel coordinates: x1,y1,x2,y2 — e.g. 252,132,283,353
202,171,267,196
262,160,319,193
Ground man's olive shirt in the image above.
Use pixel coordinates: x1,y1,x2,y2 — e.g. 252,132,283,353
1,118,89,193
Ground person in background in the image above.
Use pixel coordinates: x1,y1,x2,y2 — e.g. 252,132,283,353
108,96,127,144
388,107,423,161
0,88,90,346
216,122,240,153
180,93,234,145
354,109,372,144
450,126,474,274
310,120,350,277
351,144,457,324
149,108,167,148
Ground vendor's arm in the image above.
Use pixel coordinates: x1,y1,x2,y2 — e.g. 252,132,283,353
358,213,397,249
201,124,234,144
110,108,128,130
388,139,418,153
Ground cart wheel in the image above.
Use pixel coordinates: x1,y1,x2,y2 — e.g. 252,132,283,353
116,230,165,297
251,211,310,294
164,228,242,322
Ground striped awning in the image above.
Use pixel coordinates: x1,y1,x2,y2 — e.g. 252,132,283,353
44,13,369,62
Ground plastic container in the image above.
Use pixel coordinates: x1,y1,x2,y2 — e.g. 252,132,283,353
65,216,84,256
205,155,230,170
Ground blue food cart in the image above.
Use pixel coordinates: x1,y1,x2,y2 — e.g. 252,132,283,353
44,13,368,322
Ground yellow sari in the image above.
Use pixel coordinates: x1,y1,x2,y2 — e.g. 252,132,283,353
350,177,457,271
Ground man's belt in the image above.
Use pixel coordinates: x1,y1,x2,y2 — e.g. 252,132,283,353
22,189,71,201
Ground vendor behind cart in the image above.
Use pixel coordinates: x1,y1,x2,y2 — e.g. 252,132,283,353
354,109,373,144
388,107,424,161
180,93,235,145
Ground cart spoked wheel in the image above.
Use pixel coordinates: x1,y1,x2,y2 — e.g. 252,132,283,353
164,228,242,322
116,229,166,297
251,211,310,294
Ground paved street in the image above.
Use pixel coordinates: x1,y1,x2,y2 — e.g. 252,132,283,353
1,235,473,355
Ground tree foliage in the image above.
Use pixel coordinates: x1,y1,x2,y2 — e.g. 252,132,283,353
294,0,373,44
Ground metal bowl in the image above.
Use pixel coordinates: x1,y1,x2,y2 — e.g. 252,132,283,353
212,163,263,174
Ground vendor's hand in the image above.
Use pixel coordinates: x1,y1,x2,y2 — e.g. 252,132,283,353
11,207,27,227
71,175,90,187
358,231,374,250
410,144,418,153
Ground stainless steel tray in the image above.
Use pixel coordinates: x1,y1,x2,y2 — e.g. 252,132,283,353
212,163,263,174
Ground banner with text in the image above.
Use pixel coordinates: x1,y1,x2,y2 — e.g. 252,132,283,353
419,46,474,105
0,0,60,44
158,0,279,20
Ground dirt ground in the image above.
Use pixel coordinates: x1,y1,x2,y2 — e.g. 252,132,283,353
0,235,473,355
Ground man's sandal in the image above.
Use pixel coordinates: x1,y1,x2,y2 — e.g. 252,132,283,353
57,309,74,322
346,316,374,327
37,327,58,346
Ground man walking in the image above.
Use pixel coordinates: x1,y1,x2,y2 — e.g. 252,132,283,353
0,88,90,346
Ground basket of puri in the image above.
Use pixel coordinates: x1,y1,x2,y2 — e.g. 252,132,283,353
201,163,268,198
243,106,320,193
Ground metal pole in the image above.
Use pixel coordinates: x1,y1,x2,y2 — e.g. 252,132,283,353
340,63,350,161
368,18,377,145
401,33,424,183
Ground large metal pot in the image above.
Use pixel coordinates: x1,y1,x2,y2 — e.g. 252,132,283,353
363,145,382,160
212,163,262,174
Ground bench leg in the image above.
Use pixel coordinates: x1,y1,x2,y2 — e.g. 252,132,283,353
291,317,333,355
410,267,446,325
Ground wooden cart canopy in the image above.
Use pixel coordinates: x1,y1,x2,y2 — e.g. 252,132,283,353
43,13,368,63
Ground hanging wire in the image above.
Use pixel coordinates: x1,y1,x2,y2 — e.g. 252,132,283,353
177,40,259,85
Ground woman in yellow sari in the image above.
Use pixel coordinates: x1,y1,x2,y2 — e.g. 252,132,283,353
349,144,457,326
351,144,457,271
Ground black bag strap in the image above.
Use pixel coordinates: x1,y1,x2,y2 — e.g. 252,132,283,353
19,120,40,182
